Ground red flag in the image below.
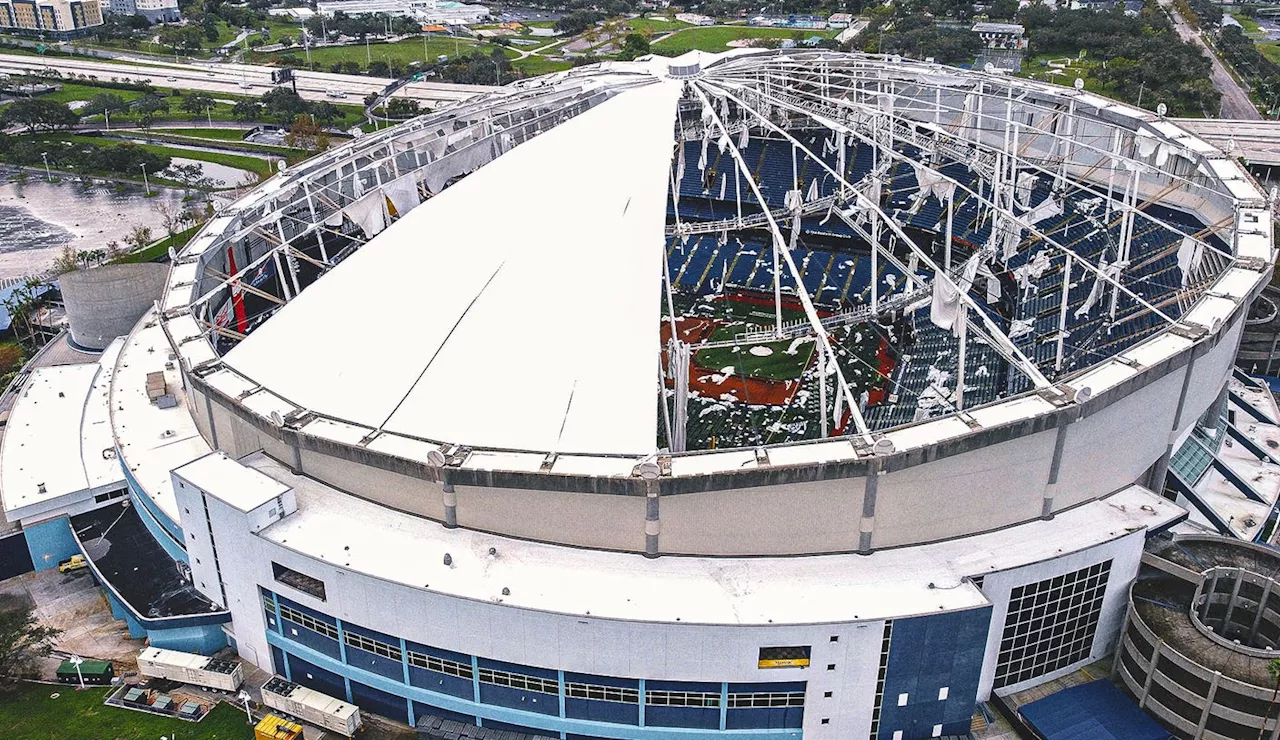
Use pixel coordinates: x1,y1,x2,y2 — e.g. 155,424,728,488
227,247,248,335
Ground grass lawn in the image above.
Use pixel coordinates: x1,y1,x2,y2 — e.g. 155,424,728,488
0,682,254,739
153,127,254,141
54,133,277,178
117,223,203,263
39,82,148,105
651,25,836,55
256,36,515,69
696,333,814,380
512,56,574,75
623,16,692,36
1233,12,1266,38
1261,41,1280,66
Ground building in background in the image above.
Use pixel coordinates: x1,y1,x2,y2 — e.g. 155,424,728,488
0,0,102,38
104,0,179,24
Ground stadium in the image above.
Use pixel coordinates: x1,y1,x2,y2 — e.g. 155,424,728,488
1,49,1274,740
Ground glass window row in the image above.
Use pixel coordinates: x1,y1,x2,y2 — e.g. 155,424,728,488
408,652,473,680
478,667,559,695
278,603,339,641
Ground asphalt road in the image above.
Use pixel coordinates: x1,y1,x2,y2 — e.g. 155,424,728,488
1160,0,1261,120
0,53,493,108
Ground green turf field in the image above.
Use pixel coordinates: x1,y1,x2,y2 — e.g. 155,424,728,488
651,25,837,56
512,56,574,75
695,335,815,381
254,37,517,69
0,682,254,739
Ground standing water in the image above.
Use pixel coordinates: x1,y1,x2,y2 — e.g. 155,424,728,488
0,176,190,281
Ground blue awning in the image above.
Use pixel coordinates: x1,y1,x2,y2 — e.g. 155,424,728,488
1019,680,1170,740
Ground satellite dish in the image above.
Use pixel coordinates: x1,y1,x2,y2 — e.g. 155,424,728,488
426,449,447,468
872,438,896,455
276,159,286,173
269,410,284,427
1074,78,1085,90
1073,386,1092,404
1156,102,1168,117
167,246,178,263
984,62,995,74
636,461,661,480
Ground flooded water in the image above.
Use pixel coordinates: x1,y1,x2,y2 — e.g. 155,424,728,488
0,176,189,280
163,156,255,189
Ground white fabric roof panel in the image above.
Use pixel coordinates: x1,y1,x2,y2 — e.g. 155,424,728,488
224,81,682,456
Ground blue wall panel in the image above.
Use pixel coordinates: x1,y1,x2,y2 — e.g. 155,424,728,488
566,698,639,726
280,618,342,660
271,644,287,677
408,665,474,699
288,653,347,701
412,702,475,726
479,683,559,716
0,530,34,580
725,707,804,730
146,624,227,654
24,517,79,571
877,605,992,740
276,594,336,625
351,680,410,725
345,644,405,681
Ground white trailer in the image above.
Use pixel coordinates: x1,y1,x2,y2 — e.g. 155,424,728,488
137,647,244,692
261,676,362,737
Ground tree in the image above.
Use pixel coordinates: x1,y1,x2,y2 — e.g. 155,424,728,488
1260,659,1280,740
1,278,44,350
0,597,61,680
180,93,215,115
156,201,181,245
617,32,650,61
1,99,79,131
285,113,326,150
124,224,153,253
132,95,170,128
385,97,419,118
82,92,126,118
260,87,310,123
232,99,264,122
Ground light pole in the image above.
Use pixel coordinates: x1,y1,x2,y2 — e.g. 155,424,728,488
365,35,371,64
69,655,84,689
237,690,253,725
39,151,50,182
140,163,150,196
104,106,110,131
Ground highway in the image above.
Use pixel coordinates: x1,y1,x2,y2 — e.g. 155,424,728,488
0,53,494,109
1159,0,1261,120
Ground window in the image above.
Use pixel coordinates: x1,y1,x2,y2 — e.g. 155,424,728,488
758,646,811,669
824,691,833,698
826,664,836,671
478,667,558,695
276,602,339,640
407,652,472,680
994,560,1112,688
565,683,639,704
272,562,326,601
344,631,402,662
821,718,830,725
727,691,804,708
645,690,720,708
830,635,839,642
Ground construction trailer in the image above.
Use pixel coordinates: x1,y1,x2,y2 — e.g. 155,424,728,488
137,647,244,692
261,676,362,737
56,659,114,685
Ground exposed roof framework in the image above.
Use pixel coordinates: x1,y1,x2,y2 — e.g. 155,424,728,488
150,50,1269,470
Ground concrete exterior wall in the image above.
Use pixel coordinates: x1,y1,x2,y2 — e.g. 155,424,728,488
973,528,1145,701
187,311,1238,556
61,264,167,351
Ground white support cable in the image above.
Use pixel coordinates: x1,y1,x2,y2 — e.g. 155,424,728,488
708,80,1055,390
691,81,873,440
709,78,1181,328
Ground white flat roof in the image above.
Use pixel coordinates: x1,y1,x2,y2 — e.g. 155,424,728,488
174,452,290,513
224,80,682,457
244,452,1182,625
110,311,211,527
1,341,125,515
